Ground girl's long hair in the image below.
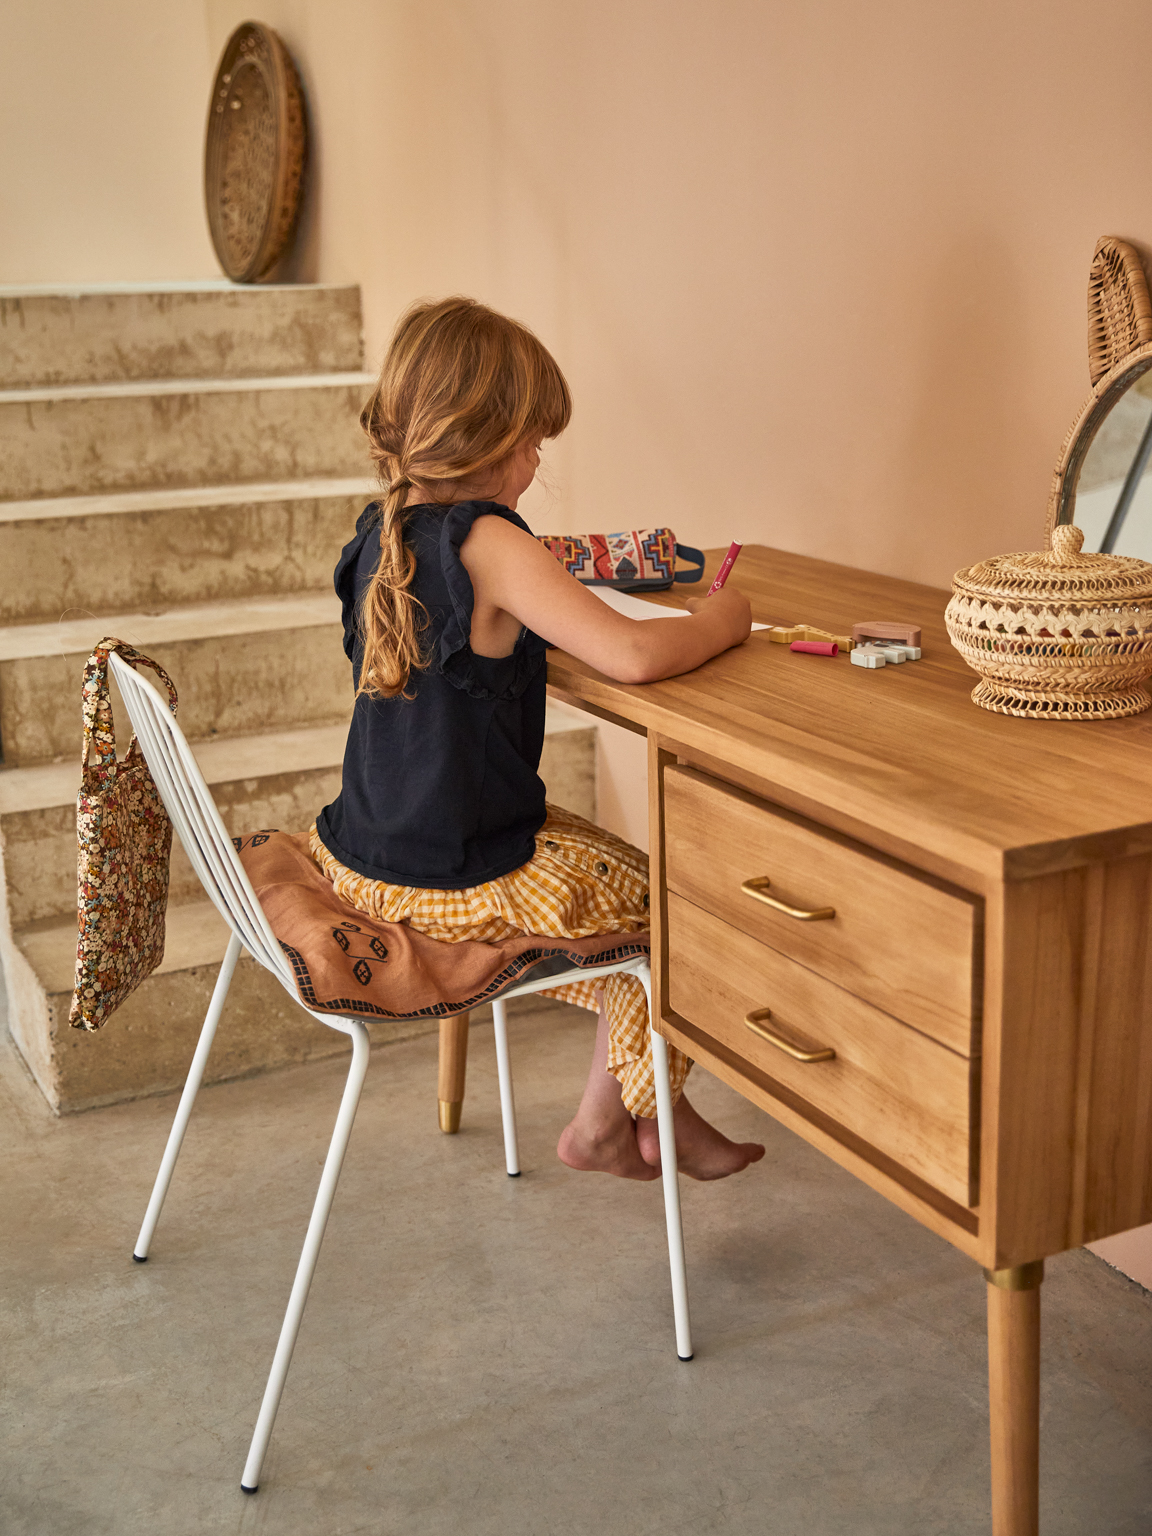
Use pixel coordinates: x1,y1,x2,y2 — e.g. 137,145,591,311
356,297,572,699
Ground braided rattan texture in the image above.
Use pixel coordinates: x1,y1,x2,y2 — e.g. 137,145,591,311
945,525,1152,720
204,23,307,283
1045,241,1152,542
1088,237,1152,387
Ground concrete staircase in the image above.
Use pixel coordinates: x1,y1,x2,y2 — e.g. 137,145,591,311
0,283,594,1113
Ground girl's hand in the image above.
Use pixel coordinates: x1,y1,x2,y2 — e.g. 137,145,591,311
683,586,752,647
460,515,754,685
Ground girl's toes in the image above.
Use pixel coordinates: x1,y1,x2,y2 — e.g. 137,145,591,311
634,1118,662,1167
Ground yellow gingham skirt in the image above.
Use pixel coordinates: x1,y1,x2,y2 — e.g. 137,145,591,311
309,804,690,1117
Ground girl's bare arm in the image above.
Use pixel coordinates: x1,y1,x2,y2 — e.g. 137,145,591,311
460,515,751,683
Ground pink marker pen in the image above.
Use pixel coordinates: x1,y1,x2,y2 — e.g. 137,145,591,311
707,541,743,595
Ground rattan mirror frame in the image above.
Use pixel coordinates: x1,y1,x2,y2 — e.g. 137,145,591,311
204,22,307,283
1045,237,1152,544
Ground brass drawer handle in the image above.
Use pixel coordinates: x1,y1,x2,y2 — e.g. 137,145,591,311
740,876,835,922
744,1007,836,1064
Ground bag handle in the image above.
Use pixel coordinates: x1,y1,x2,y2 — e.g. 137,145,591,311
673,545,706,583
80,638,179,776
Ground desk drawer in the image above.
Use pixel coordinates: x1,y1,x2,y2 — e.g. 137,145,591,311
668,894,974,1205
664,766,979,1055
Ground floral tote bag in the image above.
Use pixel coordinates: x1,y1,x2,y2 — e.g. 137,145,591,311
69,640,178,1032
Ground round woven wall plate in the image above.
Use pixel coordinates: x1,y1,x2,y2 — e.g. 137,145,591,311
204,23,307,283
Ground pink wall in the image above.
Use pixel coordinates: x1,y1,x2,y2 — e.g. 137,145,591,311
205,0,1152,586
7,1,1152,581
0,1,217,282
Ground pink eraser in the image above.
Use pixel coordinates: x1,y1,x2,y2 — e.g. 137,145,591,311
790,640,838,656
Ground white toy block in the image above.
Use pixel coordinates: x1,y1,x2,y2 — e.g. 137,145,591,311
850,645,887,669
874,641,922,662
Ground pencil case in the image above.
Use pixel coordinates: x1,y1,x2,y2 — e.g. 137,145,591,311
536,527,705,591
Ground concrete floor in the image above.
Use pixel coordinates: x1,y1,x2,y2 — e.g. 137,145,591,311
2,1003,1152,1536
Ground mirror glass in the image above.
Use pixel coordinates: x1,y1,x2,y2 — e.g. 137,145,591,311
1067,370,1152,557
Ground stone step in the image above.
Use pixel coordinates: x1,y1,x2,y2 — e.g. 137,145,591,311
0,722,346,927
0,282,363,388
0,591,351,766
4,898,430,1115
0,706,595,927
1,705,596,1113
0,372,375,500
0,477,376,624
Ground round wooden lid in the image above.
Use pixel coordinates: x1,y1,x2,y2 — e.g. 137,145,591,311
204,23,307,283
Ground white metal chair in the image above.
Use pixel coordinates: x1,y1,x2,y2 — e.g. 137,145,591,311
110,653,691,1495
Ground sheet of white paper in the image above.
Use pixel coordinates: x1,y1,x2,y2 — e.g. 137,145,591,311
590,586,768,629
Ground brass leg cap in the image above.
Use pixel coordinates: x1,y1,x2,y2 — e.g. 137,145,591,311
983,1259,1045,1291
438,1099,462,1134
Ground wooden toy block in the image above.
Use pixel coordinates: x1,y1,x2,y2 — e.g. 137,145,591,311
767,623,854,651
851,620,922,648
850,644,887,669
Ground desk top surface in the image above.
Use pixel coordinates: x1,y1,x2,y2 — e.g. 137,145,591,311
546,544,1152,885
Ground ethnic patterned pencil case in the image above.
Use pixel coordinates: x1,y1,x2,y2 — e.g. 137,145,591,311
536,527,705,591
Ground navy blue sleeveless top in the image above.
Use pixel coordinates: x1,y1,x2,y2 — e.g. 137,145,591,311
315,501,549,888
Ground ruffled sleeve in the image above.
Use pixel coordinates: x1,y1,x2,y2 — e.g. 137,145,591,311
437,501,548,701
333,503,380,662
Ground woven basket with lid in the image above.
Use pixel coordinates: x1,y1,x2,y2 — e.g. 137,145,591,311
945,524,1152,719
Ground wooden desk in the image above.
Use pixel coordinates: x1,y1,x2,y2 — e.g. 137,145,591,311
548,544,1152,1536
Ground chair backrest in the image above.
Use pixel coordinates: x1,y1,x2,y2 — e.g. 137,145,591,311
111,653,649,1028
108,652,296,996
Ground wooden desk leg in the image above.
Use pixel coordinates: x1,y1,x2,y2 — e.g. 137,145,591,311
985,1261,1043,1536
438,1012,469,1133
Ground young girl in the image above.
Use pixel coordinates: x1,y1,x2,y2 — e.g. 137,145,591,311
313,297,764,1182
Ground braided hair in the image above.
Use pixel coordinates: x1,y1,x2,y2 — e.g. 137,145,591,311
356,297,571,698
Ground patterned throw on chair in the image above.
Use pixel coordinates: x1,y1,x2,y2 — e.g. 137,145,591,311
235,829,649,1020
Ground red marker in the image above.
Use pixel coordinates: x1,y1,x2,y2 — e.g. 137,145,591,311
707,541,743,594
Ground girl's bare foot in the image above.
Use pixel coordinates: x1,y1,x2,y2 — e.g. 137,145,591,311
557,1115,661,1180
557,1001,660,1180
635,1095,765,1181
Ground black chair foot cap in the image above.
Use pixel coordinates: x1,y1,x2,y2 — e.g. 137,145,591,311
241,1484,258,1495
678,1353,694,1362
132,1253,148,1263
507,1171,521,1177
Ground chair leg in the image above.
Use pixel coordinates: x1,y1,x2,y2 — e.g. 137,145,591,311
133,930,243,1262
491,999,521,1176
241,1020,371,1494
640,965,693,1361
438,1011,469,1133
